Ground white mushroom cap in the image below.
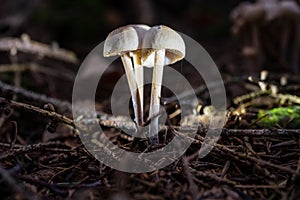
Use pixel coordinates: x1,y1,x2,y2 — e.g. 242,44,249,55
103,24,150,57
141,25,185,67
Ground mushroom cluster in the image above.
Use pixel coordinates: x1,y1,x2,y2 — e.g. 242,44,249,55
103,24,185,144
231,0,300,72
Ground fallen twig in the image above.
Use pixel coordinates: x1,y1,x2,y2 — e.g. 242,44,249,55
0,63,75,80
0,97,75,127
189,134,299,175
0,80,72,112
0,35,78,64
0,141,72,160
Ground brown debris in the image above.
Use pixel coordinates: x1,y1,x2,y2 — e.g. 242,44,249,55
0,35,300,200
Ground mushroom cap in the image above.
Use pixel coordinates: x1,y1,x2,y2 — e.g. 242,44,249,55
279,0,300,18
243,4,266,22
231,2,265,23
141,25,185,67
103,24,150,57
230,2,266,36
259,0,281,21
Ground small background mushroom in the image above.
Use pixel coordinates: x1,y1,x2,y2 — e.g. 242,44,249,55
231,0,300,73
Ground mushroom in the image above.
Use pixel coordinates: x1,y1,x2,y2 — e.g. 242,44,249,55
259,0,280,21
231,0,300,72
278,0,300,72
103,24,150,127
231,1,266,72
142,25,185,143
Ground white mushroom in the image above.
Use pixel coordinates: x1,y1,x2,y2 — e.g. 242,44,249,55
142,25,185,143
103,24,150,126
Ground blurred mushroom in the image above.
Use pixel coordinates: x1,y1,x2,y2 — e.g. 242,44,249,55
231,0,300,72
103,24,150,126
259,0,280,21
142,25,185,144
231,1,266,72
278,0,300,72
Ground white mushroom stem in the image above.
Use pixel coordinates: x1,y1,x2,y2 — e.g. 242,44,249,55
149,49,165,143
121,52,143,126
132,52,144,122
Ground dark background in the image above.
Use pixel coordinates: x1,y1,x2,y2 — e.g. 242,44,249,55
0,0,248,72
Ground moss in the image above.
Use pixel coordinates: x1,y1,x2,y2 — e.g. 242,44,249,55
257,106,300,128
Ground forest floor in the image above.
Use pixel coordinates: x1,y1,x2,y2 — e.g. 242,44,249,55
0,35,300,200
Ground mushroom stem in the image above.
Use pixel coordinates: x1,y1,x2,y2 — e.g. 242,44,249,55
132,52,144,124
121,52,142,127
149,49,165,144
